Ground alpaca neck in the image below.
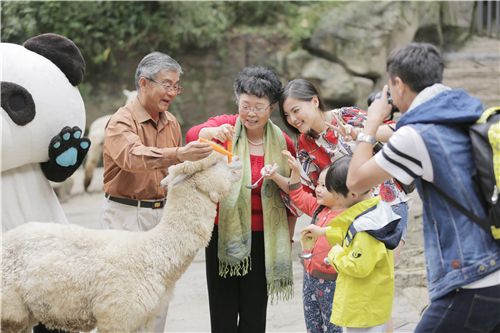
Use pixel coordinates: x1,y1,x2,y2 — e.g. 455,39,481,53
145,180,217,280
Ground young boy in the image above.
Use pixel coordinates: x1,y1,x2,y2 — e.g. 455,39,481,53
303,156,403,332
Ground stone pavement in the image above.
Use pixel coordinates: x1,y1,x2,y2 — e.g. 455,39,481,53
60,167,425,332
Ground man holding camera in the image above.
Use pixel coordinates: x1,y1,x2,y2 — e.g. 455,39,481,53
347,43,500,332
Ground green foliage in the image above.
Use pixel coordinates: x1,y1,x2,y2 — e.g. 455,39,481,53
0,1,327,84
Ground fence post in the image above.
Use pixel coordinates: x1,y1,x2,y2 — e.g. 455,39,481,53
487,0,493,36
496,0,499,37
477,0,484,35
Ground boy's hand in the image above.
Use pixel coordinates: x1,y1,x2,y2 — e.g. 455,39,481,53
301,224,326,237
300,231,317,252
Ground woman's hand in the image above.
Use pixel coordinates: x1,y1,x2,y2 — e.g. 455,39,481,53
199,124,234,142
213,124,234,142
281,150,300,174
261,163,279,179
325,112,358,141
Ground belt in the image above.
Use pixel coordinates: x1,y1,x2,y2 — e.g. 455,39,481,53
105,194,165,209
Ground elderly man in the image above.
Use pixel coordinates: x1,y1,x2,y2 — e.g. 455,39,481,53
101,51,212,332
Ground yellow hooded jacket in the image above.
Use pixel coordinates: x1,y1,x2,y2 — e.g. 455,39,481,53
325,197,402,328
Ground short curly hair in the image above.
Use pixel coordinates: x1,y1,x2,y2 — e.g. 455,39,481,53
233,66,282,105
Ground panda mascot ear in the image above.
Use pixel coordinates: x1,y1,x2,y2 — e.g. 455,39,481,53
23,33,85,86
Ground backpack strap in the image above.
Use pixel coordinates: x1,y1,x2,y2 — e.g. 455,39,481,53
310,205,325,225
426,181,490,233
476,106,500,124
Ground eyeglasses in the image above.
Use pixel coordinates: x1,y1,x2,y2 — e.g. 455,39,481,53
145,77,183,95
239,103,271,114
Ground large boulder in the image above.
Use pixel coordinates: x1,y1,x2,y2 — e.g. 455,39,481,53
441,1,476,48
306,2,420,79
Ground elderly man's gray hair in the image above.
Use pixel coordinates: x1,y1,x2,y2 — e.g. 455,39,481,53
134,52,183,90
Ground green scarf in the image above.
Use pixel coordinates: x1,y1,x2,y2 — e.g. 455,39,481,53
218,117,293,301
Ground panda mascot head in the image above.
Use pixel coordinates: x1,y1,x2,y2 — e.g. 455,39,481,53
1,33,90,181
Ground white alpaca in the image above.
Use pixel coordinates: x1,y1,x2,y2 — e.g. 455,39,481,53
2,152,241,333
83,89,137,191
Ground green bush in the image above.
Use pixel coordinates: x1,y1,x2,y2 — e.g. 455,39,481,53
1,0,332,104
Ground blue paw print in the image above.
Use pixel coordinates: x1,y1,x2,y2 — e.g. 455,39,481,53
48,126,91,167
42,126,91,182
52,129,89,167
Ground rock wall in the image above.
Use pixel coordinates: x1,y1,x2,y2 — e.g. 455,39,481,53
84,1,488,134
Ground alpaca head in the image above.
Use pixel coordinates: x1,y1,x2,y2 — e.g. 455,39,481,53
161,152,242,202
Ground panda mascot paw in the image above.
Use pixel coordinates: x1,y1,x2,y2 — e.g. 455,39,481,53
41,126,91,182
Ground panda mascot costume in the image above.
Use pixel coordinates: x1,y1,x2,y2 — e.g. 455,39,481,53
1,33,90,232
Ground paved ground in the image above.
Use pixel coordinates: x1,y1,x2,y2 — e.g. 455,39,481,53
59,167,425,333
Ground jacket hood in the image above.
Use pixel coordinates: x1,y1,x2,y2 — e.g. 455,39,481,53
397,88,483,129
350,201,402,250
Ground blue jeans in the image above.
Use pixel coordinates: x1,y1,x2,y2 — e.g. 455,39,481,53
415,285,500,333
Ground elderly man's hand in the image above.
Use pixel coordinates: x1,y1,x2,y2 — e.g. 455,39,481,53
177,141,213,162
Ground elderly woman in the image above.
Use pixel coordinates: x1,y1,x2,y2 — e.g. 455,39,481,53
186,66,296,333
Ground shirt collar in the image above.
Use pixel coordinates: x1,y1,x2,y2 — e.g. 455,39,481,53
131,96,170,125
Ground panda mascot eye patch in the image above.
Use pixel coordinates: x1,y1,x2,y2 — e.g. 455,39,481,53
1,81,36,126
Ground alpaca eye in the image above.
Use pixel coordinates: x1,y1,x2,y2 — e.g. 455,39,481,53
1,81,36,126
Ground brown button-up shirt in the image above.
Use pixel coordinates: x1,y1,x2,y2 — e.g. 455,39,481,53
103,97,181,200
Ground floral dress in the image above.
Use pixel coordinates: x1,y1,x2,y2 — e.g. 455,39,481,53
296,106,408,206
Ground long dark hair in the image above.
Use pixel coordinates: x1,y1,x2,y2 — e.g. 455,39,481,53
278,78,328,136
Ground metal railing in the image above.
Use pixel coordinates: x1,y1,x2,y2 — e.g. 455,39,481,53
475,0,500,38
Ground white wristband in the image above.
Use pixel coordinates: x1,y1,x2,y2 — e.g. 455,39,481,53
356,132,376,145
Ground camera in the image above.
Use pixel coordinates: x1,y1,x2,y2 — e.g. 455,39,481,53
366,90,399,120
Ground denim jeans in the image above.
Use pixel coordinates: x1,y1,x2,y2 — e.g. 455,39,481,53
415,285,500,333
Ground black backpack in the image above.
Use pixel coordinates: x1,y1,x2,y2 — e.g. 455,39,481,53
428,106,500,244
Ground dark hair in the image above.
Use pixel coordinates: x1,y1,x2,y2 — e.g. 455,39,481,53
386,43,444,93
325,156,351,197
278,78,328,135
233,66,282,105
